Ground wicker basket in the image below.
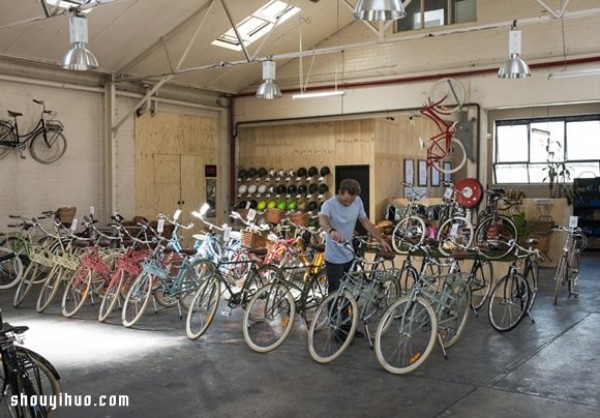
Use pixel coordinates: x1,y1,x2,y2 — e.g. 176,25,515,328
241,230,268,249
57,207,76,227
265,208,285,224
288,211,309,227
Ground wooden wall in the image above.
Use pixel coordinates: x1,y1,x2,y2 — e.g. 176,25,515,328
135,112,219,238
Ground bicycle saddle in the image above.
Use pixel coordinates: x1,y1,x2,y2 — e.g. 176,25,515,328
0,323,28,337
7,110,22,118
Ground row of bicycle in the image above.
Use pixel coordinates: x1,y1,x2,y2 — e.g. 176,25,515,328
0,202,556,375
391,182,525,260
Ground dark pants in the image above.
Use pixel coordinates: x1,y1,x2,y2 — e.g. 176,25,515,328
325,260,353,294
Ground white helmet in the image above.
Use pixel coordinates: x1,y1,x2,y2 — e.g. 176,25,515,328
248,184,258,194
258,184,267,194
238,184,248,194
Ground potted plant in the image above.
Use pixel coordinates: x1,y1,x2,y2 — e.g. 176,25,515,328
542,136,576,205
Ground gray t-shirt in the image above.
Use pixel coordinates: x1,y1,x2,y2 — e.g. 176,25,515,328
320,195,368,263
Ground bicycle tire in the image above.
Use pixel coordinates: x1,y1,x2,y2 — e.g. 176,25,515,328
0,122,15,158
488,272,530,332
98,269,127,322
437,216,474,257
35,265,64,313
179,260,217,311
61,266,92,317
0,347,61,418
438,278,471,348
0,236,31,269
474,215,517,260
29,126,67,164
568,250,580,298
553,254,567,305
121,272,153,327
431,137,467,174
392,216,426,254
470,257,493,310
13,262,40,307
0,245,24,289
374,296,437,375
185,275,221,340
14,373,48,417
307,290,358,364
428,78,466,114
243,282,296,353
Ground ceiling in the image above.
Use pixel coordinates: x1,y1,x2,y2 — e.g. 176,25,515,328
0,0,361,95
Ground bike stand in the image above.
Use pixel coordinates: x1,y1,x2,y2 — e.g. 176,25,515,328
436,332,449,359
364,322,374,349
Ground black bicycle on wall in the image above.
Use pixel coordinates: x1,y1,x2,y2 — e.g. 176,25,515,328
0,99,67,164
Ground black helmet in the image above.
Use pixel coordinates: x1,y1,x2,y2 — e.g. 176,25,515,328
238,169,248,179
249,200,258,209
258,167,268,177
297,167,308,177
287,184,297,194
308,183,319,194
247,168,258,178
307,201,318,211
276,184,287,194
238,201,247,209
318,184,329,194
307,166,318,177
320,166,331,177
297,184,307,194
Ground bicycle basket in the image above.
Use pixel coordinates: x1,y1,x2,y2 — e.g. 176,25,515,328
57,206,76,228
288,211,309,227
241,230,268,249
265,208,285,224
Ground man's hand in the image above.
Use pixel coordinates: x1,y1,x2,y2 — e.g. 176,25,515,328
379,237,393,253
330,230,344,242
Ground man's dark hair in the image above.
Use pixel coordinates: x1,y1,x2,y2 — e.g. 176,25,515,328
338,178,361,196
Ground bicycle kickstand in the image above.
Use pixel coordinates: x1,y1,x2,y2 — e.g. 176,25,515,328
436,332,449,359
364,321,374,349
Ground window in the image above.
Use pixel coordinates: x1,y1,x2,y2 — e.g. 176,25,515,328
494,116,600,184
212,1,300,51
396,0,476,32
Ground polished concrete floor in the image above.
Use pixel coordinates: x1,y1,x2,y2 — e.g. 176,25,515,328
2,252,600,418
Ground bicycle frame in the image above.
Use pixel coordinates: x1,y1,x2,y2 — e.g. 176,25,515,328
419,98,457,167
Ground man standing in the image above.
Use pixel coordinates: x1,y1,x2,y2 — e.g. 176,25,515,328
319,178,393,294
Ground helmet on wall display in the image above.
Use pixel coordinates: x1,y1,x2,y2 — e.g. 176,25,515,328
320,166,331,177
257,200,267,210
308,183,319,194
297,184,307,194
267,201,277,209
277,201,287,211
287,184,297,194
238,169,248,179
247,168,258,177
318,184,329,194
249,200,258,209
307,201,318,212
287,201,297,210
297,200,307,211
307,166,318,177
276,184,287,194
248,184,258,194
257,184,267,194
258,167,268,177
238,184,248,195
297,167,308,178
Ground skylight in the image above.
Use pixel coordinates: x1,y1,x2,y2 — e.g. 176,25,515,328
212,0,300,51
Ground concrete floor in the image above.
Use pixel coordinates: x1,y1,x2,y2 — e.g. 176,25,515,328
2,252,599,418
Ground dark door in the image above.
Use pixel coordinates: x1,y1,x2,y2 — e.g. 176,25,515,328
335,165,370,235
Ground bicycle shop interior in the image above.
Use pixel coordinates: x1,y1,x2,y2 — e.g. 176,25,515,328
0,1,599,417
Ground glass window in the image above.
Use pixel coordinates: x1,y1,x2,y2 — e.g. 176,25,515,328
396,0,476,32
494,115,600,185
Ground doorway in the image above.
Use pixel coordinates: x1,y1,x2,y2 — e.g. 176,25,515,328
335,165,370,235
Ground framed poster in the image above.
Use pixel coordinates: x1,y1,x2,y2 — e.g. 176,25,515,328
404,159,414,185
431,167,440,187
418,160,427,187
443,162,452,183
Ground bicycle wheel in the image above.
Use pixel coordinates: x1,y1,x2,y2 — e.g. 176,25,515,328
392,216,426,254
0,236,30,269
243,282,296,353
122,272,154,327
437,216,473,257
10,347,61,417
179,260,215,311
488,272,530,332
374,296,437,375
29,126,67,164
429,78,465,114
553,254,567,305
399,266,419,296
242,264,283,303
573,232,588,254
185,275,221,340
307,290,358,364
98,269,128,322
431,137,467,174
470,258,493,310
0,122,15,158
568,250,580,298
61,266,92,317
0,245,24,289
13,262,40,307
438,278,471,348
35,265,64,313
474,215,517,259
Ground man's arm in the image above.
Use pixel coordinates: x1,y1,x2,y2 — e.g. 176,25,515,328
319,213,343,242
